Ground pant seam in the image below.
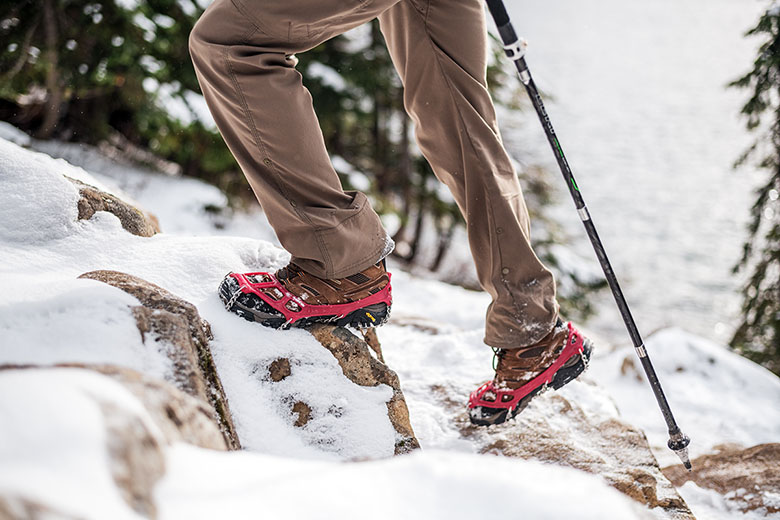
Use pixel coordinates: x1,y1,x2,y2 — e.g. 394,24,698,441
222,41,335,274
416,5,553,342
486,193,525,328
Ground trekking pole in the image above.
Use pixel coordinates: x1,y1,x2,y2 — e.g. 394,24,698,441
484,0,692,470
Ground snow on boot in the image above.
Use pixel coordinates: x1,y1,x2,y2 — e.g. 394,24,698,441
218,261,391,329
468,320,593,426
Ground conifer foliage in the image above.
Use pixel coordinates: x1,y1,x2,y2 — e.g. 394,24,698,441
730,5,780,375
0,0,238,183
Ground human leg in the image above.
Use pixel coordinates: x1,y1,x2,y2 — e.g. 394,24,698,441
378,0,558,347
189,0,397,279
379,0,593,424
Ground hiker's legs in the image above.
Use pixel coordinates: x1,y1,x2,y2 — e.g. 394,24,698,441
379,0,558,347
189,0,396,279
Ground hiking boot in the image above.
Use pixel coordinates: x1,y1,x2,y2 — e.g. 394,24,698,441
218,261,391,329
468,319,593,426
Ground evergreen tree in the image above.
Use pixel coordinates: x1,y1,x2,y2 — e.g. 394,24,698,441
0,0,238,184
729,5,780,375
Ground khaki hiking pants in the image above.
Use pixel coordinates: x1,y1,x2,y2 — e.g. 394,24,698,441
189,0,558,347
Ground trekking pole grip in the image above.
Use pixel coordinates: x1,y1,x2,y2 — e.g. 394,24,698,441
484,0,525,66
485,0,510,27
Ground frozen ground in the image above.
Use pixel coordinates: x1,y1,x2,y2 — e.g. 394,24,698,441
2,129,778,518
0,134,643,518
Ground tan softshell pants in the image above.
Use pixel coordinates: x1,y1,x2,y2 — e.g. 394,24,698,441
189,0,558,347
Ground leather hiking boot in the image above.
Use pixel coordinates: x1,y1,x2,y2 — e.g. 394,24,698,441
218,261,391,329
468,319,593,426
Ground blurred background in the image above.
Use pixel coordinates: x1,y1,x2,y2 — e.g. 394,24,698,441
1,0,777,374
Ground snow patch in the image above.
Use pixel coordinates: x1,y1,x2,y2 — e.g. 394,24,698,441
306,62,347,92
157,445,644,520
0,139,80,242
0,368,157,520
0,122,31,147
591,328,780,467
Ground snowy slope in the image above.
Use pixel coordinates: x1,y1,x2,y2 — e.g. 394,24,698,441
591,328,780,467
2,130,779,519
0,134,643,518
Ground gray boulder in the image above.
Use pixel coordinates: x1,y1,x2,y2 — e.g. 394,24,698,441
78,269,240,450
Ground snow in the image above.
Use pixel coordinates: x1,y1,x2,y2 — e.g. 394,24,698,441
0,121,31,147
0,139,80,242
1,124,779,518
0,368,153,520
306,62,348,92
157,444,644,520
678,481,776,520
591,328,780,467
0,278,173,380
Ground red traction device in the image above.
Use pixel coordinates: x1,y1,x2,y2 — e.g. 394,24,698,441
468,322,587,410
228,271,393,327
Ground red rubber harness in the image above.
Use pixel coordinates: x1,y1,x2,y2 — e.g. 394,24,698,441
468,322,585,410
229,271,392,327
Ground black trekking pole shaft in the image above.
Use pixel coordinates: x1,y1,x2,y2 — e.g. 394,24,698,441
485,0,691,469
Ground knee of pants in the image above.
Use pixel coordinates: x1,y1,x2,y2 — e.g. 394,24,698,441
188,1,253,66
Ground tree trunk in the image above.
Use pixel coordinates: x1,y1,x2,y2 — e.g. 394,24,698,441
405,196,425,264
391,112,413,246
36,0,63,139
430,217,455,273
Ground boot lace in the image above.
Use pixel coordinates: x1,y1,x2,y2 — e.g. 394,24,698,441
276,263,303,282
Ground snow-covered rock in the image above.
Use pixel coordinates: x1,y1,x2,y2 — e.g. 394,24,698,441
3,130,779,519
590,328,780,467
308,324,419,454
0,139,81,243
0,366,226,519
663,443,780,518
380,326,694,517
78,269,239,449
0,136,417,462
70,177,160,237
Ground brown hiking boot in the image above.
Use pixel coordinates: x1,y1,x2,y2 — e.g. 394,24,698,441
274,261,389,305
218,260,392,329
494,319,571,389
468,319,593,426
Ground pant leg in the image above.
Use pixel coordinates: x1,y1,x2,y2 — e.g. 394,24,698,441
378,0,558,347
189,0,397,279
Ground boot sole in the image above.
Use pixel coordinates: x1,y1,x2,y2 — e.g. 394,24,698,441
219,274,390,330
468,338,594,427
